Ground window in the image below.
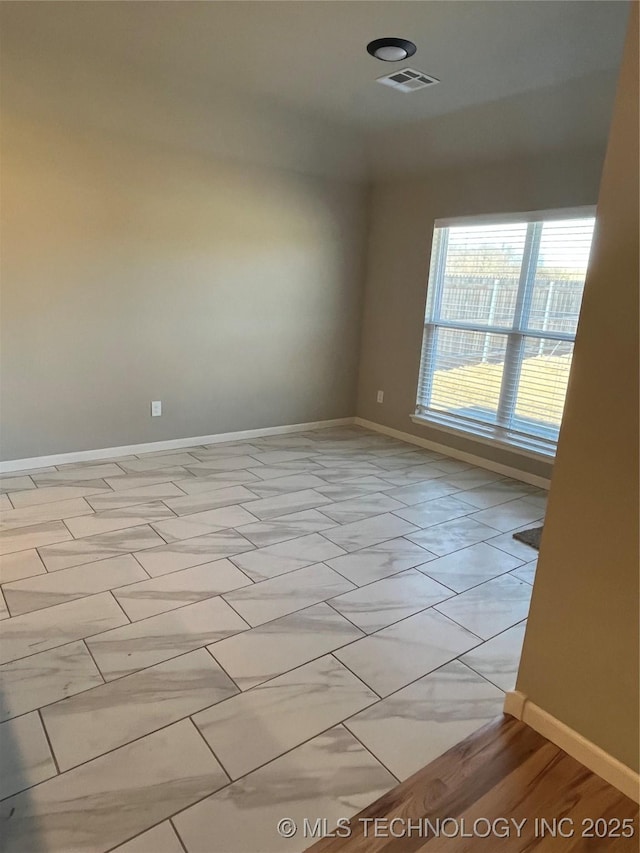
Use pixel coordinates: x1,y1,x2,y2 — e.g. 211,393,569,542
414,209,596,456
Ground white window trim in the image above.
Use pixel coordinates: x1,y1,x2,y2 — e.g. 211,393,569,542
410,413,556,462
434,205,596,228
413,206,596,457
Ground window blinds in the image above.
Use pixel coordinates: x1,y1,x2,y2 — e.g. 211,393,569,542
416,213,596,453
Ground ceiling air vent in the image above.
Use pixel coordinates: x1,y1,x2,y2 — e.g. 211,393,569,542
376,68,439,93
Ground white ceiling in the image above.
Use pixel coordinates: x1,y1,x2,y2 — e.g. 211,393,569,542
1,1,629,129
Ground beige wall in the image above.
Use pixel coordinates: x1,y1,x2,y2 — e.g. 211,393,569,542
356,147,607,478
516,7,639,772
0,107,367,460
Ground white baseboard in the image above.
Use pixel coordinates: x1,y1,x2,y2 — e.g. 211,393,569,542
354,417,551,489
504,690,640,803
503,689,527,719
0,418,356,474
1,415,553,482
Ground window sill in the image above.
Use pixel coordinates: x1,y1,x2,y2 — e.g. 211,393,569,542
410,413,556,463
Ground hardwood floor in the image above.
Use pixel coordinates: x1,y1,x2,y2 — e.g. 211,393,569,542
310,715,639,852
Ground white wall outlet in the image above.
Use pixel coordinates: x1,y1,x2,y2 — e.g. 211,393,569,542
376,390,384,404
151,401,162,417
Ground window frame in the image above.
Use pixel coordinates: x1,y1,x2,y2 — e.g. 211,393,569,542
413,206,596,459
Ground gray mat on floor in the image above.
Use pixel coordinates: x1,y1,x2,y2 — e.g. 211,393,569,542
513,526,543,550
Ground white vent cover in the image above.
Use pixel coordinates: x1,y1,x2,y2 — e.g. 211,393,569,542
376,68,439,93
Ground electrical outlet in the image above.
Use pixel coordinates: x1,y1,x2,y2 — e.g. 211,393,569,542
151,401,162,417
376,390,384,404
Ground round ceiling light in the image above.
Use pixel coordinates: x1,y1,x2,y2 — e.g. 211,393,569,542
366,37,417,62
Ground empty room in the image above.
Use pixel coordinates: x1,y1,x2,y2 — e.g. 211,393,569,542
0,1,638,851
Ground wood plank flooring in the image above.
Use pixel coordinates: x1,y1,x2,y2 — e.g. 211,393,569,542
310,715,639,852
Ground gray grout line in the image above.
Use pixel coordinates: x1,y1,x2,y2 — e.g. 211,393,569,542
170,818,190,853
3,551,187,612
484,537,540,560
322,597,366,633
0,644,247,733
0,521,532,633
0,576,260,665
0,612,523,767
216,639,358,692
82,638,107,684
202,646,243,694
326,651,381,700
182,714,398,805
108,589,132,624
455,657,512,694
1,514,532,580
314,527,411,552
102,815,177,853
412,565,459,594
462,615,528,648
3,590,20,619
338,650,515,726
415,562,526,595
319,561,361,589
37,706,61,776
224,558,257,586
217,594,254,628
60,517,76,540
340,722,402,786
2,661,265,802
0,570,508,675
171,480,192,497
509,567,536,585
33,544,52,573
0,769,58,804
328,592,484,643
430,605,486,642
187,716,234,782
130,551,153,577
0,715,227,804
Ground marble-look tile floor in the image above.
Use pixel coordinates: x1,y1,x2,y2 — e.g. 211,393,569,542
0,426,543,852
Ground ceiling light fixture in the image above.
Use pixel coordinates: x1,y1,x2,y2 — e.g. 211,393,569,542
366,37,417,62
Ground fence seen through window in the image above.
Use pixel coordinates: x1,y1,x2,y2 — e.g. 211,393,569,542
415,212,596,453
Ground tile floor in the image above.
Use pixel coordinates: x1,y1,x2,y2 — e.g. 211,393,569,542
0,426,542,852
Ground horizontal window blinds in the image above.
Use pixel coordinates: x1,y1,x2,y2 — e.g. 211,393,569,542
416,214,595,451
